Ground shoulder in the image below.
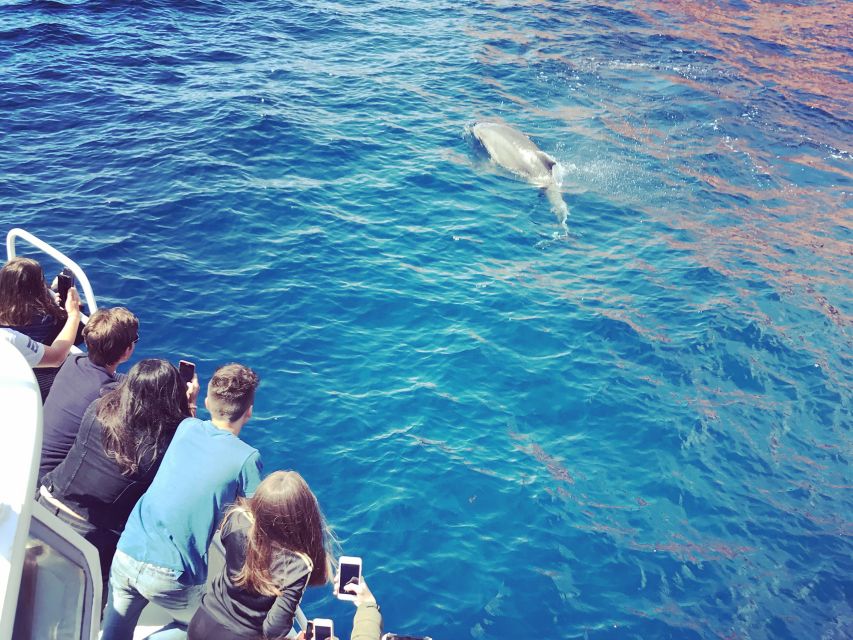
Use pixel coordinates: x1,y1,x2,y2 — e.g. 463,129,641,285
223,434,261,467
78,399,103,434
272,548,313,587
172,416,205,438
222,508,252,537
82,397,101,420
61,354,91,377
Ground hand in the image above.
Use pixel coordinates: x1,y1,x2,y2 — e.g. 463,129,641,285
186,374,200,404
341,574,376,608
64,287,81,317
47,279,60,304
186,374,200,416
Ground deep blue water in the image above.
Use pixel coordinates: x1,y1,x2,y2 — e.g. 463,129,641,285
2,0,852,638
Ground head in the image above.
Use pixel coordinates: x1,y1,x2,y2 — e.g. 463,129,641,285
82,307,138,367
230,471,332,595
205,363,260,423
99,359,190,476
0,257,64,324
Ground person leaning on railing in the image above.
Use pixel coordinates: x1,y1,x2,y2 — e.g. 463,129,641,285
0,285,82,369
188,471,334,640
0,257,85,399
38,305,139,485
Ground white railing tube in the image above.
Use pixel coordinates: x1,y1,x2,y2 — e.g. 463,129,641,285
6,228,98,313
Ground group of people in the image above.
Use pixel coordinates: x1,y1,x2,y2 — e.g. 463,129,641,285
1,256,383,640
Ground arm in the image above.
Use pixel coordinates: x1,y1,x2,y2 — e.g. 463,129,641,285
36,287,81,368
342,576,383,640
351,605,383,640
262,563,311,639
240,450,264,497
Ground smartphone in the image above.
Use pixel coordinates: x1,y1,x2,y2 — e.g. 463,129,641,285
57,268,74,307
306,619,334,640
381,635,433,640
336,555,362,601
178,360,196,385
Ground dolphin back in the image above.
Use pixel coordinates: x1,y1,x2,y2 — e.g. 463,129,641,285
473,121,569,232
473,122,555,182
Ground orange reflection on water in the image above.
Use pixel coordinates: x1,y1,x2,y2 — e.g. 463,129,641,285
630,0,853,120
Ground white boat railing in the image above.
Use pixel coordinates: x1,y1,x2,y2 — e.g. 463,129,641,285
6,228,98,314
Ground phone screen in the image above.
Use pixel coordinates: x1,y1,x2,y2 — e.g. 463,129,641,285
314,623,332,640
339,561,361,593
179,361,195,385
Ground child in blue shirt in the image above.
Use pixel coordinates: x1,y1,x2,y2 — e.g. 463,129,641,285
101,363,263,640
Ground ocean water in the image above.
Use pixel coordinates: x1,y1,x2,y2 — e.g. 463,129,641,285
1,0,851,638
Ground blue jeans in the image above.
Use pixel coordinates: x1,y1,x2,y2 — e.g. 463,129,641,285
101,550,205,640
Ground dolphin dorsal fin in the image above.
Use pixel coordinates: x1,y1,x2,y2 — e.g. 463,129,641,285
536,150,557,173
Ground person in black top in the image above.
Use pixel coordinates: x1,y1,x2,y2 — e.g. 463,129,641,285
38,359,199,594
39,306,138,483
0,257,85,399
188,471,334,640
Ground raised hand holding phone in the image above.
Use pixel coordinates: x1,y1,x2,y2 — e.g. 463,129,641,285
179,360,195,385
342,574,376,607
336,556,363,602
179,360,199,416
64,287,80,318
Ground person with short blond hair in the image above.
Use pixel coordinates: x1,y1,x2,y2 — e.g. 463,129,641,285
39,306,139,483
102,363,264,640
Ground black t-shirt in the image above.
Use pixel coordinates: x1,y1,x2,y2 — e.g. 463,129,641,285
199,510,313,640
41,400,172,533
39,355,122,483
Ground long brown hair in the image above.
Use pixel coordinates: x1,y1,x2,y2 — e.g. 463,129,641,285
228,471,332,596
0,257,65,326
99,359,190,475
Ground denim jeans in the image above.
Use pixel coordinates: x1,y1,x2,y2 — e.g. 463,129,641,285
100,550,204,640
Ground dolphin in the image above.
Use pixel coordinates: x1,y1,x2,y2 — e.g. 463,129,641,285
472,121,569,231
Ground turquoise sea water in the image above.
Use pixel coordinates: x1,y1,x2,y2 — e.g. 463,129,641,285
2,1,851,638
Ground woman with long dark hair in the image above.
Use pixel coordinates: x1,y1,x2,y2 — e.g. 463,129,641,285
0,257,67,332
188,471,334,640
0,257,84,397
38,358,199,590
